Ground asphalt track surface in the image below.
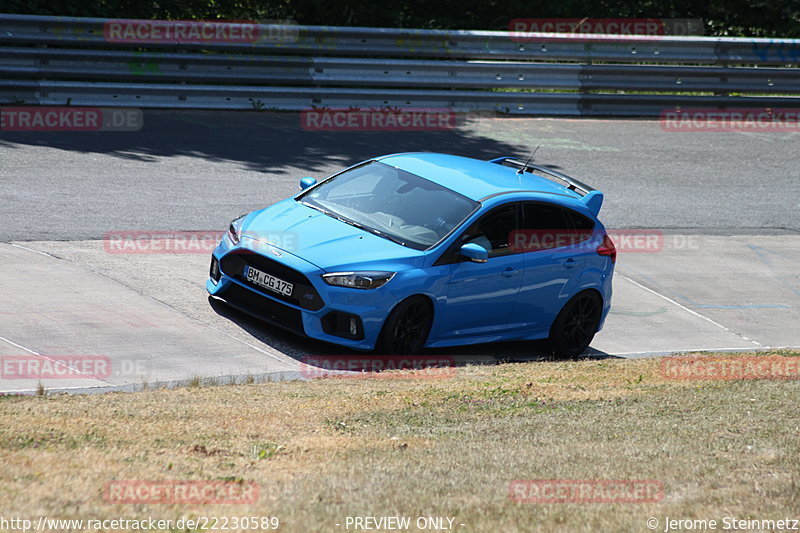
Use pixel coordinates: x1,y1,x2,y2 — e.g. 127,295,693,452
1,111,799,240
1,111,798,393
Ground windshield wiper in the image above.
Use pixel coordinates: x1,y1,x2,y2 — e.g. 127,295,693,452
330,214,407,246
348,220,407,246
300,201,406,246
300,200,336,218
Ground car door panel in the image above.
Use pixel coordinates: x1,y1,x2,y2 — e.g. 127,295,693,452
436,204,524,338
440,255,524,337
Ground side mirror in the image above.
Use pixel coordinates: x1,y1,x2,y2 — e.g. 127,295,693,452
299,176,317,190
459,242,489,263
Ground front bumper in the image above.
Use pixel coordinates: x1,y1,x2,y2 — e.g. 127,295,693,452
206,238,398,351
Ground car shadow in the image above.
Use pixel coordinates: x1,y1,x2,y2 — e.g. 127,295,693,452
209,295,619,376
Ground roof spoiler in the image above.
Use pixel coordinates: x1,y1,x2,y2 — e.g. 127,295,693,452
489,157,604,216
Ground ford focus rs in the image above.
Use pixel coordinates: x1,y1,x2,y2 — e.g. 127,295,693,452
207,153,615,357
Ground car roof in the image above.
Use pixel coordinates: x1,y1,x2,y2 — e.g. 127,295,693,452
375,152,584,203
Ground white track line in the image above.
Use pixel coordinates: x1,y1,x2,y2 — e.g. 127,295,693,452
0,335,111,382
608,346,800,357
0,335,40,356
619,274,762,347
9,242,60,258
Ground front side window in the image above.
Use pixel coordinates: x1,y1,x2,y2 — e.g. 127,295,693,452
297,161,479,250
462,205,518,257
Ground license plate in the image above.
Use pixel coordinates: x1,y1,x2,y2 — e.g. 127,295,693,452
244,265,293,297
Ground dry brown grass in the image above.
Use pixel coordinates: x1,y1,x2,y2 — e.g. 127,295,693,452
1,351,799,532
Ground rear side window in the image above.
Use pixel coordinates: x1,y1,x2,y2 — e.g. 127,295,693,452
521,203,570,231
514,203,594,252
564,209,595,232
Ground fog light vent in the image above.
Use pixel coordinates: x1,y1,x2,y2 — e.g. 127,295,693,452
321,311,364,340
210,256,221,282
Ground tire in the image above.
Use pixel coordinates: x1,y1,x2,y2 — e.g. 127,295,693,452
376,296,433,355
548,291,603,359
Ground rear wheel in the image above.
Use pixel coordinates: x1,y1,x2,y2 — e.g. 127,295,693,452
377,296,432,355
549,291,602,359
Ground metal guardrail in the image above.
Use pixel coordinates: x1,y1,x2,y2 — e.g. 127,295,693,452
1,14,799,115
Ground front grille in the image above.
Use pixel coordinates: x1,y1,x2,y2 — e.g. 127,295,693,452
218,283,304,334
219,249,323,311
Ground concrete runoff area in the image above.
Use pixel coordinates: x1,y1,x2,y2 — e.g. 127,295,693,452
0,232,797,393
0,243,299,393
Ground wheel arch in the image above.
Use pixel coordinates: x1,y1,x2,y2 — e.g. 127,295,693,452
375,293,436,352
550,288,604,333
383,293,436,325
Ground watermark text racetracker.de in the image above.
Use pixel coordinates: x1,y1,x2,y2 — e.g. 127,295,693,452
508,18,703,40
661,108,800,131
1,355,148,381
104,480,258,504
509,479,664,503
1,355,111,380
300,355,457,379
661,355,800,381
103,18,298,44
301,108,457,131
508,229,698,254
103,230,298,254
0,107,142,132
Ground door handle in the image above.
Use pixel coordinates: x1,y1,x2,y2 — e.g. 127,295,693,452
502,267,518,277
563,258,578,268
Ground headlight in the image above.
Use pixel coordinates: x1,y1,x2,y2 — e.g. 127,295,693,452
227,214,246,245
321,271,395,290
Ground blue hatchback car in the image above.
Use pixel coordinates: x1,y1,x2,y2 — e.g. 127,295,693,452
207,153,615,357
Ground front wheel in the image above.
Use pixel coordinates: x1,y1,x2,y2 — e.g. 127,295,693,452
548,291,602,359
376,296,433,355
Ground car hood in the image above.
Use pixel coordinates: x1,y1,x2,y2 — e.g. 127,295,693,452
240,199,426,271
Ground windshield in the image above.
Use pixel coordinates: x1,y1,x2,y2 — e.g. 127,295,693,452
297,161,479,250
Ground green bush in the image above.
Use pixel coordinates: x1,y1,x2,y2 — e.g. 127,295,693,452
1,0,798,37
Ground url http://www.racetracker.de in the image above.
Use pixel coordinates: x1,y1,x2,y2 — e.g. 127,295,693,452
0,516,281,532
